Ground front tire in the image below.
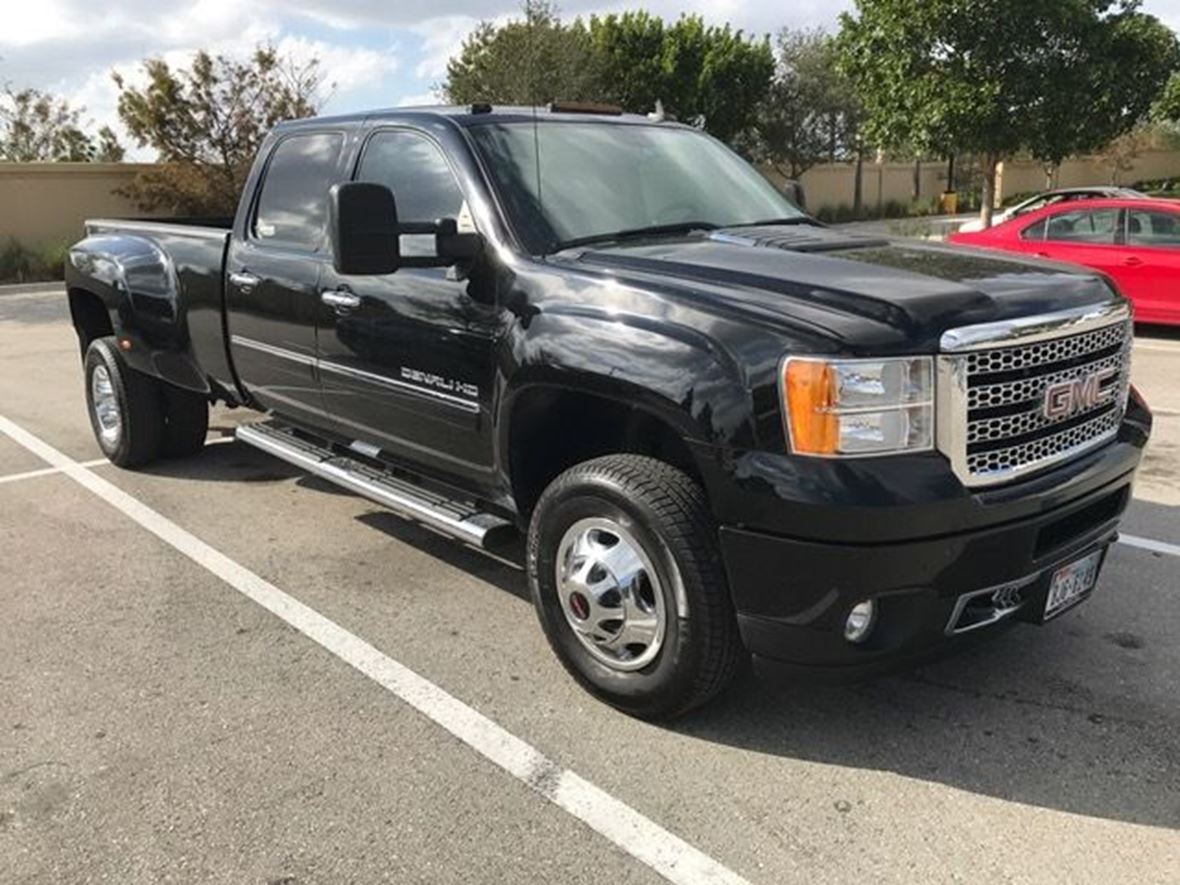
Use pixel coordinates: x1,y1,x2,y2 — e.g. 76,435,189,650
84,337,164,467
527,455,742,719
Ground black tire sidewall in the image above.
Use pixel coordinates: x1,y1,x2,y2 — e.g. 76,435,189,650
528,472,706,716
83,338,162,467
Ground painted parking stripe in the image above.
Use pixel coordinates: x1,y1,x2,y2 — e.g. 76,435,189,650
0,458,110,485
1119,533,1180,558
0,436,239,487
0,412,747,885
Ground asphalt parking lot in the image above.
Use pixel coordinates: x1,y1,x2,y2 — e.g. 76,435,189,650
1,285,1178,884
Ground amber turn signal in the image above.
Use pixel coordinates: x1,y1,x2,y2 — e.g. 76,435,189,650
783,359,839,455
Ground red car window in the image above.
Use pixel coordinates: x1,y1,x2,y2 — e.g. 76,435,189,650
1126,209,1180,247
1020,218,1048,241
1044,208,1119,244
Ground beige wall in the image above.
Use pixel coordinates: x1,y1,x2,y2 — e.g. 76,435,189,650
791,161,946,213
772,150,1180,214
0,163,159,246
996,150,1180,202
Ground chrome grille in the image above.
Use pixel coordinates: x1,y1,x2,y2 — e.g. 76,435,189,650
937,302,1132,488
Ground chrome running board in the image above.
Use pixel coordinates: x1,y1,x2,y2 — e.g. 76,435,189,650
236,421,514,550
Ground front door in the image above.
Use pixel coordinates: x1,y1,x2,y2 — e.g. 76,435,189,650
1031,206,1124,279
225,130,348,430
316,127,505,494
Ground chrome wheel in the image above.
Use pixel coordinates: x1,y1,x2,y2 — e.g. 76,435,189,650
555,517,667,671
90,364,122,445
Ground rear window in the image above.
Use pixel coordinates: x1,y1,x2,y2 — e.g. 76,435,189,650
1126,209,1180,247
254,132,344,251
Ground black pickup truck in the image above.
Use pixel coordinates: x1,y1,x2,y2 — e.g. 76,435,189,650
65,105,1151,718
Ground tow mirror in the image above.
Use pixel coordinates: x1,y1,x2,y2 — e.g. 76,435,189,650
435,217,482,263
329,182,400,275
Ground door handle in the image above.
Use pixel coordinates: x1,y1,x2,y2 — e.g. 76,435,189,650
1035,252,1050,258
321,289,362,310
1122,256,1143,267
229,271,260,292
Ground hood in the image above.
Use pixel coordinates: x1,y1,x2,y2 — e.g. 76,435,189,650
560,224,1116,351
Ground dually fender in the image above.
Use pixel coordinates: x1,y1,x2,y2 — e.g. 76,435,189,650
66,234,210,394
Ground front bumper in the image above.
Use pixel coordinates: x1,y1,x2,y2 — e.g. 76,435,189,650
700,395,1150,678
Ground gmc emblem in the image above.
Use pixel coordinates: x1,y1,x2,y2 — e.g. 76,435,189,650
1042,367,1118,420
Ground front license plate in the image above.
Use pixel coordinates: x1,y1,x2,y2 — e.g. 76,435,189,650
1044,549,1104,619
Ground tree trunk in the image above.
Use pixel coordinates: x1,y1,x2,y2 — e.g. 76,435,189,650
913,157,922,202
980,153,999,228
853,147,864,216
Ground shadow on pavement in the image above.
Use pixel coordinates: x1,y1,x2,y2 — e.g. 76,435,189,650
127,428,1179,832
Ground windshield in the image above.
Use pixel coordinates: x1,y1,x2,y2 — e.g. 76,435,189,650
467,120,805,254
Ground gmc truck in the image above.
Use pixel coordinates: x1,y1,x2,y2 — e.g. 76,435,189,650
65,105,1151,719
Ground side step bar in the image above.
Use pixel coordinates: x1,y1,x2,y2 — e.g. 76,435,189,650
236,421,515,550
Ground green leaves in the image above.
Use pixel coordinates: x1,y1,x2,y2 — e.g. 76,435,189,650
0,86,123,163
741,28,863,178
837,0,1180,166
112,44,326,215
442,4,774,143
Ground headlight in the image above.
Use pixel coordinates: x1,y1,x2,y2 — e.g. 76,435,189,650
781,356,934,456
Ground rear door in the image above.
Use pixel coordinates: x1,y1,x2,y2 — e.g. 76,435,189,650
225,129,350,428
1120,206,1180,324
315,126,504,493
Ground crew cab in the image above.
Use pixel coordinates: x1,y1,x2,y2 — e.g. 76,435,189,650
64,105,1151,718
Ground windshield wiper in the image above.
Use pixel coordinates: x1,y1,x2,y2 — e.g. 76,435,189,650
550,221,719,253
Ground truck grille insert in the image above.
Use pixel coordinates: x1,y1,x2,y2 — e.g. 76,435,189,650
938,304,1132,488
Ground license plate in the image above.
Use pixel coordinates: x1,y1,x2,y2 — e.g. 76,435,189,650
1044,549,1104,619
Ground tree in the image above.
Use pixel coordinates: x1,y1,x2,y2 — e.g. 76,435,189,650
742,29,863,185
444,2,601,107
837,0,1179,226
0,86,123,162
443,3,774,144
589,13,774,142
113,44,327,215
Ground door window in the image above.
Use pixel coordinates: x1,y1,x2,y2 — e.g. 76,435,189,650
357,130,466,255
1126,209,1180,247
1020,218,1048,241
254,132,344,251
1044,208,1119,245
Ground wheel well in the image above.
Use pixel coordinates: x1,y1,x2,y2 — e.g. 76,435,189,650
68,288,113,358
508,387,704,518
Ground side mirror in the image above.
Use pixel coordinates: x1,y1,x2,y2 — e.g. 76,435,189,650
435,217,482,263
329,182,399,275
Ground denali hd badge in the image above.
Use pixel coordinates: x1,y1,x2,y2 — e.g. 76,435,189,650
1042,367,1118,420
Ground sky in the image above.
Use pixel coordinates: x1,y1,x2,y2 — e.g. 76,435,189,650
4,0,1180,159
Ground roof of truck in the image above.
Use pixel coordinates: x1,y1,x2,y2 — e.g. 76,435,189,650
273,104,691,130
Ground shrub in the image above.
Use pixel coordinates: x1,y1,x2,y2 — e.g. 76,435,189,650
0,238,68,284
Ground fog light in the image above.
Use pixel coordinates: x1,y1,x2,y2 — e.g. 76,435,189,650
844,600,877,644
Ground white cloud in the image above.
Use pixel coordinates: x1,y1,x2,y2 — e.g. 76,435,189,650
411,15,481,82
397,91,444,107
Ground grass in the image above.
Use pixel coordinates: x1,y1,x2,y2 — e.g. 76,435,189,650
0,238,68,284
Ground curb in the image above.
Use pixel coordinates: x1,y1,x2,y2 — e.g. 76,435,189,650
0,282,64,296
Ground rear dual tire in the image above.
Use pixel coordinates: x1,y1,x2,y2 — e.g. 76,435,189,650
84,337,208,467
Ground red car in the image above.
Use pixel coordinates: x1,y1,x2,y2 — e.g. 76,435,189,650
949,197,1180,326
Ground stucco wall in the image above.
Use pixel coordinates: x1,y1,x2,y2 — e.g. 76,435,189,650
0,163,160,246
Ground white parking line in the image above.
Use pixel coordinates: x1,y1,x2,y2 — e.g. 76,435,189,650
0,436,237,487
0,458,110,485
1119,533,1180,558
0,412,748,885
